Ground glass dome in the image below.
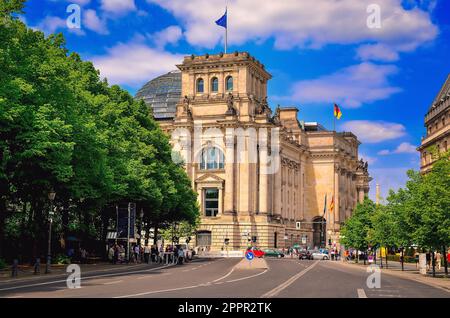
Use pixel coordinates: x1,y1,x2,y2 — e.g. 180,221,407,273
135,70,181,119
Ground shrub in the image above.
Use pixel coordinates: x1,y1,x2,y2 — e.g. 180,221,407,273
54,254,71,265
0,258,6,270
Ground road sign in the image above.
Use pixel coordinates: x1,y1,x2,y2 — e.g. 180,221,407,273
245,251,254,261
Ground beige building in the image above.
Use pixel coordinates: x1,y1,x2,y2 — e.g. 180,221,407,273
137,52,371,251
418,74,450,173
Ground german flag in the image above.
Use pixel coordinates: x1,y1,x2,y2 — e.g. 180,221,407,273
334,103,342,119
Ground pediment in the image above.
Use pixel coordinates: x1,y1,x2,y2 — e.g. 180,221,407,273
195,173,224,184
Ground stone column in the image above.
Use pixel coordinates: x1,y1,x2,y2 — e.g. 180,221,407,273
334,164,340,226
358,187,365,203
224,134,235,213
218,185,224,216
259,142,269,214
273,156,282,217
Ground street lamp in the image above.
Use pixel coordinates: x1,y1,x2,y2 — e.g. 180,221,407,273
46,189,56,274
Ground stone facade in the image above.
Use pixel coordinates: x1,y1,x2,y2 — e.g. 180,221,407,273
153,52,371,251
418,74,450,173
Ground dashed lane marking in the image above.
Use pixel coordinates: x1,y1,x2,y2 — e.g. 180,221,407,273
261,261,319,298
357,289,367,298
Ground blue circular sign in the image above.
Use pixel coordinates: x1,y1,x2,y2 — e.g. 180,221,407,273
245,251,254,261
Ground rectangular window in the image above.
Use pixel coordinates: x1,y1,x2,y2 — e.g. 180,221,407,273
204,188,219,217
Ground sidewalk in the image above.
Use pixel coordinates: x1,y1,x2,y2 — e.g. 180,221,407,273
0,261,155,283
339,260,450,292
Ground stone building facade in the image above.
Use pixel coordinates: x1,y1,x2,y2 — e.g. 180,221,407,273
418,74,450,173
137,52,371,251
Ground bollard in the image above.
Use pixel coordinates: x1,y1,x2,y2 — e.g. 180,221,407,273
34,258,41,274
11,259,18,277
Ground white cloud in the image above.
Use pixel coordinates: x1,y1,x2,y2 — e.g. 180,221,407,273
101,0,136,15
377,149,391,155
147,0,437,57
36,16,67,34
356,43,399,62
340,120,406,143
91,42,183,87
83,9,108,34
148,26,183,48
394,142,417,154
378,142,417,155
287,63,401,108
34,15,85,36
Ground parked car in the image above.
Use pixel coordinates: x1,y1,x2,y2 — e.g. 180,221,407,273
246,247,265,258
311,250,329,260
299,250,312,260
263,249,285,258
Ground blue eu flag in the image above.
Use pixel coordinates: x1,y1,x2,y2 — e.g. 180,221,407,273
215,9,227,28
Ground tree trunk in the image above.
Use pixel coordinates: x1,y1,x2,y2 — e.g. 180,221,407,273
356,250,359,263
385,247,388,269
380,248,383,268
363,250,366,265
0,198,6,259
153,224,159,245
401,248,404,271
60,201,70,251
432,250,436,277
442,245,448,278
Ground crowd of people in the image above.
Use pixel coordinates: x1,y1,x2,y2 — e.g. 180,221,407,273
107,243,192,265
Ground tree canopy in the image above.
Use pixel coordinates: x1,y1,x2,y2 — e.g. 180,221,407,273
0,4,199,260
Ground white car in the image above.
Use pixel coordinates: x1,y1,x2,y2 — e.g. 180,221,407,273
311,251,329,260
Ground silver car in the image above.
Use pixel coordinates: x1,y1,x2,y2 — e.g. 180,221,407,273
311,251,329,260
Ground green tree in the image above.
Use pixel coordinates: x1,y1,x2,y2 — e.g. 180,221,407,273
341,198,375,263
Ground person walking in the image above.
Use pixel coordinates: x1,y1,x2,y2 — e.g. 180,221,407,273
134,244,140,264
414,251,419,269
80,248,87,264
177,247,185,265
436,251,442,271
108,245,115,264
426,252,431,270
144,244,151,264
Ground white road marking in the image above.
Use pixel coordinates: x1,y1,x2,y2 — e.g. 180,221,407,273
114,268,269,298
0,264,174,292
261,261,319,298
357,289,367,298
225,269,268,283
212,267,235,283
103,280,123,285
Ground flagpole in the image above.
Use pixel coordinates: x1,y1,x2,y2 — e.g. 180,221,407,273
225,6,228,53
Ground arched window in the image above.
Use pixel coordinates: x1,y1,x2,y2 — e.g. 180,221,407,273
226,76,233,91
197,78,204,93
200,146,225,170
211,77,218,92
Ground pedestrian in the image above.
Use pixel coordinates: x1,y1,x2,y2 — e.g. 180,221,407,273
108,245,115,264
134,244,140,263
436,251,441,271
177,247,184,265
80,248,87,264
426,252,431,270
330,249,335,261
144,244,151,264
414,251,419,269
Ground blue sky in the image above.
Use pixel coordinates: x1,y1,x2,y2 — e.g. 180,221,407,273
19,0,450,200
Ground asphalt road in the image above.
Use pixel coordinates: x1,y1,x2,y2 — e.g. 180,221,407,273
0,258,448,298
